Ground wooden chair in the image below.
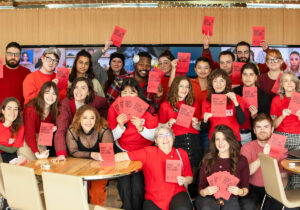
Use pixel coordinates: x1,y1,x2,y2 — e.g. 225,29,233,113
259,153,300,209
0,163,45,210
42,171,121,210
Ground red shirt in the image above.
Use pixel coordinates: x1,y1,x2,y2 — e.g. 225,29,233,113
159,100,200,136
107,103,158,151
0,122,24,152
201,95,245,141
161,75,170,102
128,146,192,210
258,73,279,99
0,65,30,108
270,95,300,134
190,78,208,114
23,105,53,154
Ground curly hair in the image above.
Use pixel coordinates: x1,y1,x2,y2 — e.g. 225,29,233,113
67,77,95,104
71,105,108,137
202,125,240,175
0,97,23,136
166,76,194,109
206,69,232,103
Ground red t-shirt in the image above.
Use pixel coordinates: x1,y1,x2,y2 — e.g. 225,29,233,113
128,146,192,210
159,100,200,136
0,122,24,152
0,65,30,108
241,140,286,187
161,76,170,102
270,95,300,134
107,104,158,151
201,95,245,141
190,78,208,114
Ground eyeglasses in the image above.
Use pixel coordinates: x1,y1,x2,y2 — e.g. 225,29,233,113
237,51,249,56
158,61,170,66
157,133,172,139
6,52,20,57
45,56,59,64
267,58,279,63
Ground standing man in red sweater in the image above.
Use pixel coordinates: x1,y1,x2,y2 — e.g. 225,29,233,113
0,42,30,108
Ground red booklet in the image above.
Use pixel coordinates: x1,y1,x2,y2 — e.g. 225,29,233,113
176,104,196,128
37,123,54,146
130,97,149,119
211,94,227,117
243,86,258,108
232,62,245,85
176,52,191,73
252,26,265,46
165,159,181,183
202,16,215,36
269,133,287,160
288,91,300,115
147,70,162,93
99,143,115,166
111,26,127,47
56,67,70,89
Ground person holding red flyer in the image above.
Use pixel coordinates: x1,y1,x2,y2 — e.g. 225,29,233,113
195,125,249,210
270,71,300,189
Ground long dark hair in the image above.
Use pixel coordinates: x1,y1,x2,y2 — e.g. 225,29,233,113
119,78,156,115
207,69,232,103
67,77,95,104
0,97,23,136
202,125,240,175
69,50,95,83
26,81,60,122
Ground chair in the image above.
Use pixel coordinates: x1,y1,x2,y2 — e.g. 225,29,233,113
259,153,300,209
42,171,121,210
0,163,45,210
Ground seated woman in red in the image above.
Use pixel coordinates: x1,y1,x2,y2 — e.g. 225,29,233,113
195,125,249,210
0,97,24,163
115,125,193,210
107,78,158,210
20,82,59,161
201,69,246,141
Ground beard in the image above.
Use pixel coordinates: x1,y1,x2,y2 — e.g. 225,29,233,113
6,58,20,68
135,69,149,79
237,56,250,63
257,132,272,142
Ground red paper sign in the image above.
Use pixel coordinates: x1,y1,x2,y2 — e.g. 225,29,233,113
202,16,215,36
176,104,196,128
56,67,70,89
232,62,245,85
271,73,282,94
166,159,181,183
176,52,191,73
211,94,227,117
99,143,115,166
288,91,300,115
111,26,127,47
269,133,287,160
112,97,121,114
243,86,258,108
252,26,265,46
130,97,149,119
152,67,165,78
37,123,54,146
147,71,162,93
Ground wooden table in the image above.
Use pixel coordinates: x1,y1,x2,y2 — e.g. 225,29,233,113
25,157,142,181
281,159,300,175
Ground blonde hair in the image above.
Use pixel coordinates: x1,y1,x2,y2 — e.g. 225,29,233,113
278,71,300,98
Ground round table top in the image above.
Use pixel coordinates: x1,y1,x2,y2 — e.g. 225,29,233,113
280,159,300,175
25,157,142,180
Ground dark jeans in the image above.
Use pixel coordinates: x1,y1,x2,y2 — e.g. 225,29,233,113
195,195,240,210
115,146,145,210
239,184,299,210
200,132,210,155
1,152,17,163
143,192,192,210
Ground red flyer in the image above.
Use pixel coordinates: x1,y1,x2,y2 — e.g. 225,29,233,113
269,133,287,148
37,123,54,146
211,94,227,117
130,97,149,119
288,91,300,115
202,16,215,36
243,87,258,108
122,96,134,120
176,52,191,73
99,143,115,166
176,104,196,128
112,97,121,114
271,73,282,94
252,26,265,46
166,159,181,183
56,67,70,89
152,67,165,78
111,26,127,47
232,62,245,85
147,70,162,93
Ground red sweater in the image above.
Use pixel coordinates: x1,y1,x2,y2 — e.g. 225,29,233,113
0,122,24,152
0,65,30,108
23,105,52,154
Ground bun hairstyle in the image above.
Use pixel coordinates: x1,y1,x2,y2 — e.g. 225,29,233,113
158,49,175,61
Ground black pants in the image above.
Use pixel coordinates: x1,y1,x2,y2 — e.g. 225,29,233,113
115,145,145,210
1,152,17,163
239,184,299,210
195,195,240,210
143,192,192,210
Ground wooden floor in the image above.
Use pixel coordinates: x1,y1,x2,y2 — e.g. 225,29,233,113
105,180,123,208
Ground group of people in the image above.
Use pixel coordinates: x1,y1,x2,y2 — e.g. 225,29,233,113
0,38,299,210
